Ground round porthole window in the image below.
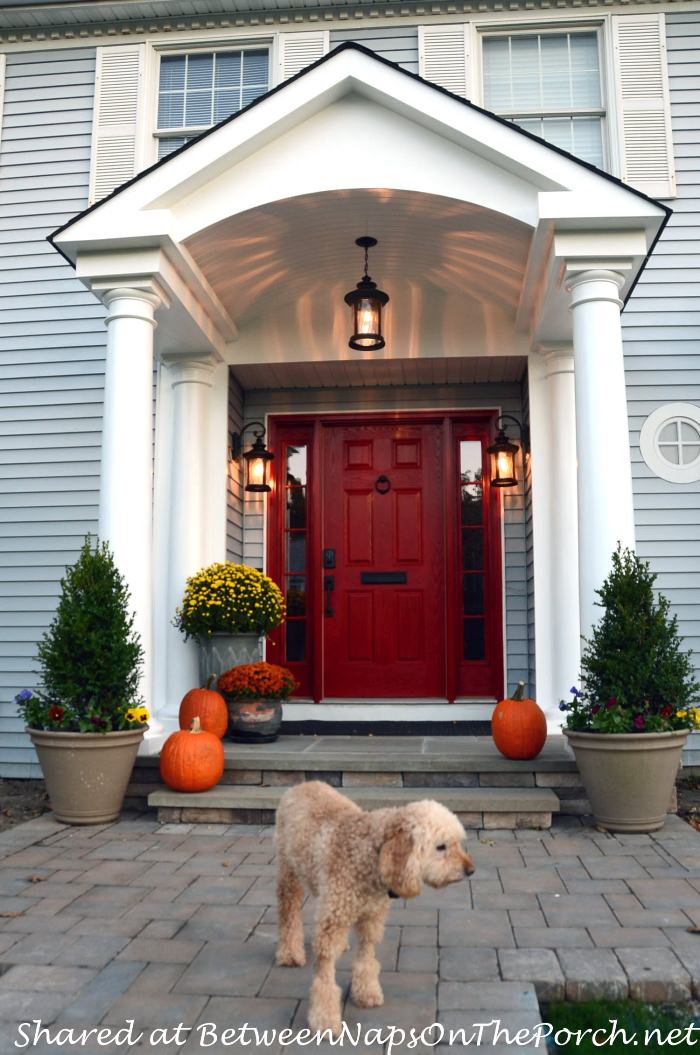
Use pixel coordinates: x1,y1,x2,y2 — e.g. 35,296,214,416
639,403,700,484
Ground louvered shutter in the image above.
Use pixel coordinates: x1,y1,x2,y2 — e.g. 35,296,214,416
612,14,675,199
278,32,329,83
88,45,146,205
418,24,470,98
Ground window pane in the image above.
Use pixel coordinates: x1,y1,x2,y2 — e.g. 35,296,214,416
463,619,485,661
287,446,307,487
242,84,265,108
658,423,677,442
185,91,212,126
462,530,484,571
158,93,184,129
460,440,483,525
187,53,213,90
160,55,186,92
681,422,700,442
463,574,484,614
157,135,193,159
215,51,241,88
286,577,306,616
286,621,306,663
214,90,240,123
659,444,680,464
286,488,307,530
682,445,700,464
287,533,306,573
244,50,269,85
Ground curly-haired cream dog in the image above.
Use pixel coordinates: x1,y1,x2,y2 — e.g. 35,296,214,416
275,781,474,1036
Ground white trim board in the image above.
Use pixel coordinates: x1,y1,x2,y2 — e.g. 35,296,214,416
282,701,497,722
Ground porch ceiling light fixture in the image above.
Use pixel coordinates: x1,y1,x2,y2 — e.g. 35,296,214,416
487,415,530,488
231,421,273,493
344,236,389,352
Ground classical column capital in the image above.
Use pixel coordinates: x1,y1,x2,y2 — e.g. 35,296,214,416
102,286,165,327
161,354,217,388
565,269,626,310
535,345,575,378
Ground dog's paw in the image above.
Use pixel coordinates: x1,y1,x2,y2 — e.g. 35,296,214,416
350,981,384,1008
276,947,306,967
308,1011,342,1038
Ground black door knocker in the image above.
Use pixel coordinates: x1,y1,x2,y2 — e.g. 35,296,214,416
375,475,391,495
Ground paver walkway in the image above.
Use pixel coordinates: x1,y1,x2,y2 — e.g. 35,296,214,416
1,811,700,1054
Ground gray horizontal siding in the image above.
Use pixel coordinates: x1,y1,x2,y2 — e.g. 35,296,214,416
243,382,531,694
0,47,102,777
329,26,418,73
621,11,700,680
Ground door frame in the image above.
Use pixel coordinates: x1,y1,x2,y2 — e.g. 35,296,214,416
265,409,505,703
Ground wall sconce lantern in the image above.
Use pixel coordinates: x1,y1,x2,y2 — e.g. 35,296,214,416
344,236,389,352
231,422,273,493
487,415,530,488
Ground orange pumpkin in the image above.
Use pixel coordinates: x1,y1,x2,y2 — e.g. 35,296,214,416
160,717,224,792
491,681,547,760
179,681,228,739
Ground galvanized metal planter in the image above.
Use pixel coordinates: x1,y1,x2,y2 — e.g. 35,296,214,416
197,632,263,686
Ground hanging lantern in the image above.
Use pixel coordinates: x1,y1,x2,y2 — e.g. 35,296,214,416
344,236,389,352
231,422,274,493
487,415,529,488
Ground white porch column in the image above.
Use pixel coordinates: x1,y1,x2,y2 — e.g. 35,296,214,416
567,269,636,638
163,357,217,719
529,348,580,726
100,287,162,712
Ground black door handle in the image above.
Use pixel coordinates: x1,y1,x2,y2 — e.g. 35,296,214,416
324,575,334,617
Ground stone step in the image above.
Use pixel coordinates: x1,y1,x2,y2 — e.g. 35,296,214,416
148,783,560,830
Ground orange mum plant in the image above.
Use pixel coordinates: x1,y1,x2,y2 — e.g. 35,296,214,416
217,661,298,700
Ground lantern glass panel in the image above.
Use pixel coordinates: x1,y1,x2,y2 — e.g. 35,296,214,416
246,453,268,490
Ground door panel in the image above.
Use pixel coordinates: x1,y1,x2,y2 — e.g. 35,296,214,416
323,423,445,698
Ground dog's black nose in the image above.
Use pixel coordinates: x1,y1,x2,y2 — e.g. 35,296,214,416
464,865,475,877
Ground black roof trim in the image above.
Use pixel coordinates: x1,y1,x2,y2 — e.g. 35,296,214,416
48,39,671,303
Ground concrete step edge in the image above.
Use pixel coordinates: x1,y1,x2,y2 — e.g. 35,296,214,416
148,784,560,812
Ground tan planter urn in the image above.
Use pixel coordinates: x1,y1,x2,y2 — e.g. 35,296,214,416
563,728,688,833
28,727,145,825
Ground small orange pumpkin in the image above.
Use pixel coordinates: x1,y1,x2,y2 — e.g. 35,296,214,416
179,680,228,739
160,717,224,792
491,681,547,760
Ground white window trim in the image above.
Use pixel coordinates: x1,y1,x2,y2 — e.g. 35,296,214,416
472,16,621,178
146,36,275,165
640,404,700,485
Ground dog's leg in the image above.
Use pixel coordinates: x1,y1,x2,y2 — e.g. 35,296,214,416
276,860,306,967
308,911,349,1037
350,905,387,1009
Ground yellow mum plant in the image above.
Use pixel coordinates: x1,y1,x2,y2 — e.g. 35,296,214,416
174,562,285,640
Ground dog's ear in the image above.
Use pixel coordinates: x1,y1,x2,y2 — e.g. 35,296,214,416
379,822,422,899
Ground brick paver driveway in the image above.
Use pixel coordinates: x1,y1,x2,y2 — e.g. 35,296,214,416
1,811,700,1054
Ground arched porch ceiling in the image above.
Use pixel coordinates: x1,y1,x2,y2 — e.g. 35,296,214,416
185,188,533,365
51,43,668,360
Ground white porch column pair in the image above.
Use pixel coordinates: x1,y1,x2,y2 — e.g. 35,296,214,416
532,269,635,721
99,286,223,735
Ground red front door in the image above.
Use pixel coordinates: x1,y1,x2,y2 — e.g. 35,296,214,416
322,422,445,697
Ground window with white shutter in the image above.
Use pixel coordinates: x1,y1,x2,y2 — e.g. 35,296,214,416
419,24,470,98
481,30,605,168
612,13,675,199
88,45,146,205
155,48,270,160
278,31,329,82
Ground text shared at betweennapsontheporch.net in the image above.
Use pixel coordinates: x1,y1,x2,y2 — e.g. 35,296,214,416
10,1017,700,1050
